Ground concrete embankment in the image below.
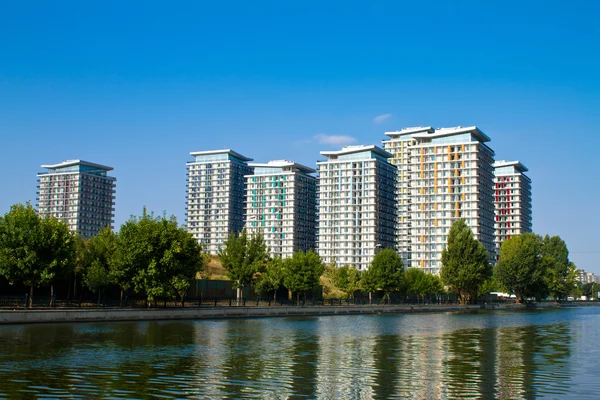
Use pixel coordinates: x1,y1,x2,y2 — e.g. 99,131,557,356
0,303,521,325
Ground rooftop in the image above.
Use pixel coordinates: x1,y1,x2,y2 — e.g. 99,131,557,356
320,144,393,159
415,125,491,143
248,160,316,174
494,160,529,173
384,126,434,138
189,149,253,162
40,160,114,171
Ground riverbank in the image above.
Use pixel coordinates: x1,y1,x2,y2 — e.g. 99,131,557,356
0,303,529,325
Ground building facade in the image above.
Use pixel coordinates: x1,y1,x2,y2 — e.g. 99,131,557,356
384,126,496,274
493,160,532,257
382,126,435,267
186,149,253,254
316,145,397,271
37,160,116,238
245,160,316,259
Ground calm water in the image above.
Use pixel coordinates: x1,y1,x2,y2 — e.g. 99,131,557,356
1,308,600,399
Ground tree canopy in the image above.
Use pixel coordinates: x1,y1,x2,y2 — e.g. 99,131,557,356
495,233,545,302
283,250,324,303
113,210,206,304
219,229,269,295
0,203,75,306
331,265,362,299
255,256,285,300
365,248,404,302
440,219,491,304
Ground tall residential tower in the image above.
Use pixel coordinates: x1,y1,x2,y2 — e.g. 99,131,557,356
384,126,496,274
36,160,116,238
493,160,532,256
186,149,253,254
245,160,317,259
316,145,397,271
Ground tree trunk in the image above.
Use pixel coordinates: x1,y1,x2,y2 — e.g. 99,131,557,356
296,293,300,305
369,292,372,305
49,284,54,307
237,282,242,305
97,292,101,307
273,289,277,302
29,284,34,308
120,289,124,307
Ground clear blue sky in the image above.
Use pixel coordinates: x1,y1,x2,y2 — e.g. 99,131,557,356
1,1,599,272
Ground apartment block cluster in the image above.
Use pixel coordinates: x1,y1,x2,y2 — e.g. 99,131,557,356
36,125,533,275
183,125,532,274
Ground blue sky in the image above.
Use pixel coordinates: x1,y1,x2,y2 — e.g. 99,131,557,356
1,1,599,272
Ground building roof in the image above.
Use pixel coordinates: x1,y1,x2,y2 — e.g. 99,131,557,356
413,125,490,143
41,160,114,171
189,149,253,162
384,126,434,138
248,160,316,174
320,145,393,159
494,160,529,173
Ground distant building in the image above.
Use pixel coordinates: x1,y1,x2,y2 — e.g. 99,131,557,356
37,160,116,238
383,126,496,274
316,145,397,271
576,269,600,284
185,149,253,254
493,160,532,258
245,160,317,259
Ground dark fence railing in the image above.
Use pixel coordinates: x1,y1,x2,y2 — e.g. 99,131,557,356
0,293,520,309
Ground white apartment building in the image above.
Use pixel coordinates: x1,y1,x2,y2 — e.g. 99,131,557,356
316,145,397,271
37,160,116,238
245,160,316,259
384,126,496,274
186,149,253,254
382,126,435,266
493,160,532,257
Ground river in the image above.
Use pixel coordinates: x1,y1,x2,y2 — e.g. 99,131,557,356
1,307,599,399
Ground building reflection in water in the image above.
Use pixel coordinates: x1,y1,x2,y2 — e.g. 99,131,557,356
0,311,581,399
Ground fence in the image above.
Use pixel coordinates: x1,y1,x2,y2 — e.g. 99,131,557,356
0,292,496,309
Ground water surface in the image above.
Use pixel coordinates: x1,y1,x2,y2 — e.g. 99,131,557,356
1,307,600,399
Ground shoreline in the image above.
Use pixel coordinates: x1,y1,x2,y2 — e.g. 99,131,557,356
1,302,595,325
0,303,524,325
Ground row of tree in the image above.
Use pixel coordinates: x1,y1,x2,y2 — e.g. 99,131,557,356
219,229,445,304
439,220,578,304
0,203,206,306
0,202,580,307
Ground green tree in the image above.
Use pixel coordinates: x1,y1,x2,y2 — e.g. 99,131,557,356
0,203,75,307
331,265,362,299
367,248,404,303
219,229,269,302
83,228,117,305
84,261,112,305
495,233,546,302
440,219,491,304
71,236,88,299
360,266,379,305
283,250,324,304
113,210,205,306
404,268,443,303
541,235,573,301
255,257,285,301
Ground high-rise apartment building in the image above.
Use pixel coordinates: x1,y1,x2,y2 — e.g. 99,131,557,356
383,126,496,274
493,160,532,256
316,145,397,271
382,126,435,266
36,160,116,238
245,160,317,259
186,149,253,254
